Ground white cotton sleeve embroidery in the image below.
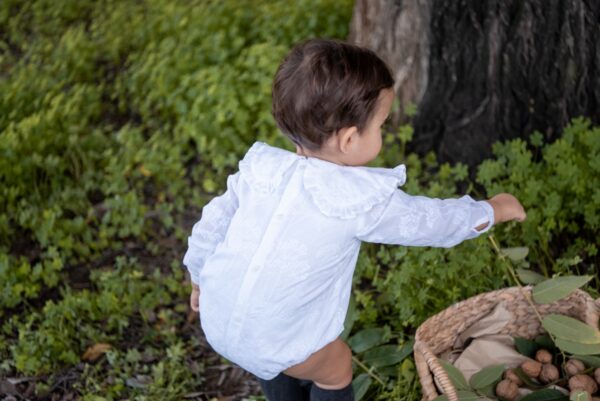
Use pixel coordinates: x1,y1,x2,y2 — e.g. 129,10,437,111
355,190,495,248
183,172,240,284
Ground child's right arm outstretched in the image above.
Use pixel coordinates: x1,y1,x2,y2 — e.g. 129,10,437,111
355,190,525,247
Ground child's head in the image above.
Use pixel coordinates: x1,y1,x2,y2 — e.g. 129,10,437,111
272,38,395,165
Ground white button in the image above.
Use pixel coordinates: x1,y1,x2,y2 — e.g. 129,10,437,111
275,213,284,219
252,264,261,272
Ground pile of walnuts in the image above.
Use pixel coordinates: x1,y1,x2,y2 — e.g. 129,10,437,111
495,349,600,401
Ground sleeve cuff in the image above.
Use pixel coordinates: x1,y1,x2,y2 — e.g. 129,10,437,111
182,248,203,285
189,270,200,285
471,200,495,234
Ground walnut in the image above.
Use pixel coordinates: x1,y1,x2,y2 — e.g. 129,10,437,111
504,368,523,386
595,367,600,385
569,374,598,395
539,363,559,384
535,349,553,364
521,360,542,378
565,359,586,377
496,379,519,401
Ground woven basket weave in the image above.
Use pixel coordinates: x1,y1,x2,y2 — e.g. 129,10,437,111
414,286,600,401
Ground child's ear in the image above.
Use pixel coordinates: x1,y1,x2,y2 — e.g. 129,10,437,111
337,126,358,154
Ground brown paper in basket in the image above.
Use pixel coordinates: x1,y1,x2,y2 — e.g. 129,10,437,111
450,303,527,379
437,302,568,397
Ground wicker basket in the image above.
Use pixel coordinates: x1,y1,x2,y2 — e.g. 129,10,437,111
414,286,600,401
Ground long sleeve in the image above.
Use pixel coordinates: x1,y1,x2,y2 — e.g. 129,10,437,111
183,172,240,284
355,190,494,247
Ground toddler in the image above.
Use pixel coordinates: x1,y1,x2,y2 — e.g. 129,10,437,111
183,38,526,401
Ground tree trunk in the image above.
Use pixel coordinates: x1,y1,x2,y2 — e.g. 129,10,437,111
349,0,600,167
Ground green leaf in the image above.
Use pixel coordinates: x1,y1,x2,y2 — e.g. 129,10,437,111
501,247,529,261
352,373,371,401
541,314,600,344
438,359,469,391
399,358,415,382
348,327,388,353
554,338,600,355
456,391,480,401
376,365,398,378
530,131,544,147
513,367,545,389
532,276,592,304
404,102,417,117
519,388,569,401
477,383,496,399
469,364,505,390
397,340,415,362
362,344,410,368
572,355,600,368
534,334,556,351
514,337,539,358
517,268,545,284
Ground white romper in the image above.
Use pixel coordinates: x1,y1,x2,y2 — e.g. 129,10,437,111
183,141,494,380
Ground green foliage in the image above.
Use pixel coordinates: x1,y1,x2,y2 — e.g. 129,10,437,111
5,257,185,375
477,118,600,278
0,0,354,313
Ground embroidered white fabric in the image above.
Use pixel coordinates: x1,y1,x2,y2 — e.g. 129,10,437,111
183,141,495,380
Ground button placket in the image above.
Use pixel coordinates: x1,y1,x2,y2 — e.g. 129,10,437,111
224,163,303,351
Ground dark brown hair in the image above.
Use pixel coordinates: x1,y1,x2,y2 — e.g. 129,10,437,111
272,38,394,151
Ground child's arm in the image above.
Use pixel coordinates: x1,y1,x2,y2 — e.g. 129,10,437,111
183,172,240,286
355,190,525,247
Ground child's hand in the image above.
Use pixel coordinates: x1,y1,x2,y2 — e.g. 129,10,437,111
486,193,527,224
190,283,201,313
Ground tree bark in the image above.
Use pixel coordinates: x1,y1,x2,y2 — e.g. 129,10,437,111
349,0,600,167
349,0,431,125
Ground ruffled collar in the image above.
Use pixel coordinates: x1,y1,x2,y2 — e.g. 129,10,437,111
238,141,406,219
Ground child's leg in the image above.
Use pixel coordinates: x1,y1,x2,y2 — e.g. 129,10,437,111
283,337,354,400
257,372,312,401
309,382,354,401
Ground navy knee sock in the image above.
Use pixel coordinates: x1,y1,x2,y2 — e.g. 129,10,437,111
310,382,354,401
258,372,312,401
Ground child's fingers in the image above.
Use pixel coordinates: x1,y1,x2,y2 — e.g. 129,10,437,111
515,210,527,222
190,292,200,312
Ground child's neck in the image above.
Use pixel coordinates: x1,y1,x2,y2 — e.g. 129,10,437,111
295,144,347,166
